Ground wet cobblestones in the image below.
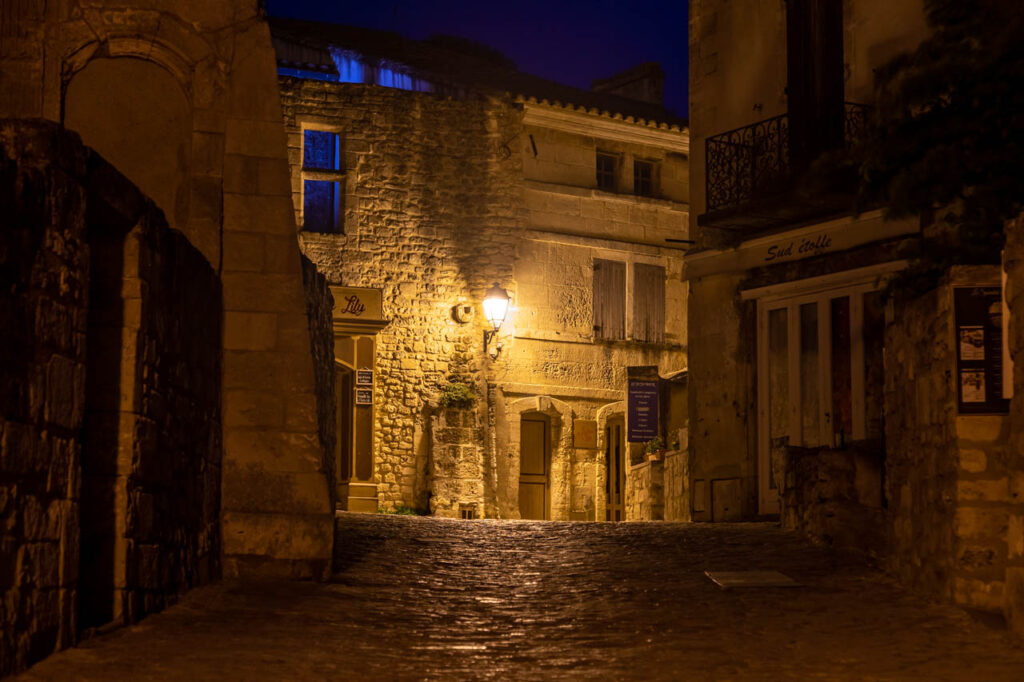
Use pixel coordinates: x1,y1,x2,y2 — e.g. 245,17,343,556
19,514,1024,680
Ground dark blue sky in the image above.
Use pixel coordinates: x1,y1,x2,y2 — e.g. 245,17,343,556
265,0,689,117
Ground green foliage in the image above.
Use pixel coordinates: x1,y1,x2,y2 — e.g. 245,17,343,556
857,0,1024,292
379,505,426,516
439,382,475,408
642,437,665,456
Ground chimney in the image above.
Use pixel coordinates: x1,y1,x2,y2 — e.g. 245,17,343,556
591,62,664,106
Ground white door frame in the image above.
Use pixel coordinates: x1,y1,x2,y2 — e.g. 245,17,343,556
746,261,905,515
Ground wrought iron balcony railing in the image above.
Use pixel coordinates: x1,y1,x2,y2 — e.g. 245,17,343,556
705,102,871,218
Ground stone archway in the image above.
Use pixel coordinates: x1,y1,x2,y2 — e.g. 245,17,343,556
65,57,193,232
505,396,574,520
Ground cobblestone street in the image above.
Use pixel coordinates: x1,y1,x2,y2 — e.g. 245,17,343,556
19,514,1024,681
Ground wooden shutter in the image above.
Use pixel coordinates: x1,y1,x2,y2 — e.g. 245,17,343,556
593,259,625,340
633,263,665,343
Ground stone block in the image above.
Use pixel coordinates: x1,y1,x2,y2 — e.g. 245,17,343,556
221,464,329,516
222,232,265,272
958,449,988,473
956,416,1008,443
953,576,1005,612
221,510,333,564
956,478,1011,503
223,429,323,474
955,507,1009,540
1009,515,1024,560
223,389,285,429
224,312,278,351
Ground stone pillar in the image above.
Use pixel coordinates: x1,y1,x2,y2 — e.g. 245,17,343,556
429,408,486,518
219,20,332,579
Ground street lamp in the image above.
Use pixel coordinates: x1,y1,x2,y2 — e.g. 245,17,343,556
482,283,510,358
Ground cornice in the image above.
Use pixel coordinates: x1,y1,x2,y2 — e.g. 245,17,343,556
521,100,690,155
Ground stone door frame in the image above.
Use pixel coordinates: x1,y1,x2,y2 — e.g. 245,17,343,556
596,401,626,522
506,396,574,520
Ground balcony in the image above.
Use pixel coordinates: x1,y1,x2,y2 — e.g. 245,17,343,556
701,103,871,231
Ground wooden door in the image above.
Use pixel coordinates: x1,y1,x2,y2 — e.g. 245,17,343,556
519,416,549,520
605,417,625,521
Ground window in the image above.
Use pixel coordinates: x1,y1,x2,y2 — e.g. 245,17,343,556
593,259,626,340
596,152,617,191
633,264,666,343
302,129,344,233
634,159,656,197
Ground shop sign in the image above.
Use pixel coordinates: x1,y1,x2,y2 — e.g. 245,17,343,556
355,387,373,405
627,380,660,442
331,286,383,320
763,233,834,263
356,369,373,386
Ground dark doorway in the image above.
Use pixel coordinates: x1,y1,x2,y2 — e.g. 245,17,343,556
605,417,626,521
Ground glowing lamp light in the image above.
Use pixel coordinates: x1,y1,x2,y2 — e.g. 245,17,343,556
482,283,510,357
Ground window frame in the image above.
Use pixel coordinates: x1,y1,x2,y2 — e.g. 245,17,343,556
633,159,658,197
596,151,618,192
300,126,346,234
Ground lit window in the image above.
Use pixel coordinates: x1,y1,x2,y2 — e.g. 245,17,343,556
634,160,657,197
302,129,345,234
596,152,617,191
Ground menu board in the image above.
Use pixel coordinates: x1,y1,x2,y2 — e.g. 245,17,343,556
954,287,1009,414
627,380,660,442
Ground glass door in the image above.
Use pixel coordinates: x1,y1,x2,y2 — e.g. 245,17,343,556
756,283,883,515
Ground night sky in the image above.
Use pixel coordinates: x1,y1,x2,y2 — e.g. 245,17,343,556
264,0,689,118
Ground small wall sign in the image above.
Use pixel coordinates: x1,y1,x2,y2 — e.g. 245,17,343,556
356,369,373,386
573,420,598,449
954,286,1009,414
355,387,373,405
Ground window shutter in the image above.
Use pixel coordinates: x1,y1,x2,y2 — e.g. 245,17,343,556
593,259,625,340
633,263,665,343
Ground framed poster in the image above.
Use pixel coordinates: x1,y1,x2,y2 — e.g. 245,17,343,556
355,387,373,405
356,369,373,386
954,286,1009,414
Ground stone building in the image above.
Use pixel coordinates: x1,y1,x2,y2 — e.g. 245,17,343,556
270,20,690,521
0,1,337,674
687,0,1024,634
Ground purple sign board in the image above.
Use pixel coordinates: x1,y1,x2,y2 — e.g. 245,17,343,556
627,379,660,442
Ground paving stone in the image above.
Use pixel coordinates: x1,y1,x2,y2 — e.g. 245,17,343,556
18,513,1024,681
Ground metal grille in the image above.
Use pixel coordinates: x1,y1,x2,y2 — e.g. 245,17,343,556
705,103,870,216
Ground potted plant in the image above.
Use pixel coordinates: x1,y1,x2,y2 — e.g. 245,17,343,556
643,436,666,462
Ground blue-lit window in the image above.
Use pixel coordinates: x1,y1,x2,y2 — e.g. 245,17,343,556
304,130,341,171
303,180,342,234
302,129,345,234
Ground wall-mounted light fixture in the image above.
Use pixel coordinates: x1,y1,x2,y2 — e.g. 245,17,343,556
482,283,510,358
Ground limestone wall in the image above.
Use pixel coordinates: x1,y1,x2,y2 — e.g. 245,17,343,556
0,121,222,676
627,460,664,521
686,272,757,521
1001,215,1024,637
663,448,690,522
281,79,522,512
0,123,90,676
885,267,1017,614
300,256,337,510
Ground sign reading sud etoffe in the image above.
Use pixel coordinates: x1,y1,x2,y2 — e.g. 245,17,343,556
627,379,660,442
